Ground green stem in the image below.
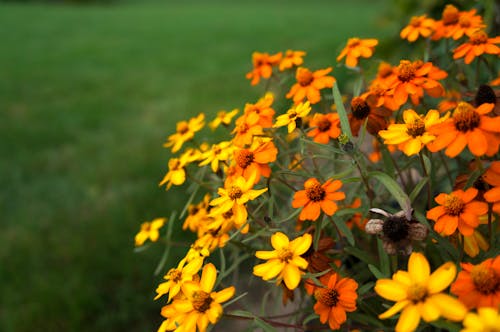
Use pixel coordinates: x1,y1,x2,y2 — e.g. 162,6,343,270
419,151,432,210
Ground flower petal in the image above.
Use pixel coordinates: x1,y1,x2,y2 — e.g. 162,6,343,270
375,279,408,301
427,262,456,294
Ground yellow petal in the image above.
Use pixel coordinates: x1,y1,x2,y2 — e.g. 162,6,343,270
418,297,440,322
271,232,290,249
290,256,309,270
283,264,301,290
375,279,408,301
427,261,456,294
253,260,284,280
393,271,411,286
429,293,467,321
289,233,312,255
213,286,235,304
396,304,421,332
379,300,410,319
200,263,217,293
408,252,430,284
255,250,278,260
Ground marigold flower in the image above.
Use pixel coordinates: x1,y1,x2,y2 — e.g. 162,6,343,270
273,101,311,133
155,257,203,301
208,109,239,130
198,141,234,173
348,96,390,136
427,102,500,157
453,30,500,64
484,186,500,214
183,194,211,232
433,5,485,40
307,112,341,144
231,114,264,148
311,272,358,330
336,37,378,67
159,157,187,190
461,307,500,332
378,108,444,156
483,161,500,186
233,137,278,185
158,263,235,332
286,67,335,104
243,92,276,128
279,49,306,71
245,51,282,86
400,15,435,42
451,256,500,309
426,188,488,236
164,113,205,153
134,218,166,246
375,252,467,332
253,232,311,290
292,178,345,221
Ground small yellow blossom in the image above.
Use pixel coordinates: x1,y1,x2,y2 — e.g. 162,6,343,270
273,101,311,133
209,109,239,130
198,141,235,173
155,257,203,302
159,158,187,190
253,232,312,290
461,307,500,332
134,218,166,246
164,113,205,153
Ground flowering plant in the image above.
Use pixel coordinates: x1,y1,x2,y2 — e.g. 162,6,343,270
136,3,500,331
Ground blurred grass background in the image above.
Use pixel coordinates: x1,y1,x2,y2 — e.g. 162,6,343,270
0,0,395,331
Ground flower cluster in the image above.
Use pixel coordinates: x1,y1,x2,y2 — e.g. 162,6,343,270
135,3,500,331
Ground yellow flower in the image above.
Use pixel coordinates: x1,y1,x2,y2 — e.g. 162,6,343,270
209,174,267,230
253,232,312,290
158,263,235,332
273,101,312,133
375,252,467,332
379,109,445,156
134,218,166,246
164,113,205,153
209,109,239,130
155,257,203,302
461,307,500,332
159,158,187,190
198,141,234,173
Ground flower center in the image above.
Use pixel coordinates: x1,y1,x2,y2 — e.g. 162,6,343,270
351,97,371,119
382,216,410,242
471,265,499,294
236,150,255,169
222,209,234,219
316,117,332,132
410,16,422,27
397,60,416,82
454,102,480,132
444,195,464,216
470,30,488,45
406,118,426,137
167,268,182,283
277,248,294,262
177,122,189,134
315,288,339,307
377,62,393,79
407,283,427,302
442,5,459,25
347,38,360,48
305,179,326,202
458,15,471,28
229,186,243,200
192,290,213,312
297,68,314,86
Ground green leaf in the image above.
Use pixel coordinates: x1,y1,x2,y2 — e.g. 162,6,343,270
254,318,277,332
358,281,374,295
227,310,254,318
422,154,432,174
333,216,355,246
409,177,429,203
464,169,482,190
369,171,411,218
343,246,376,266
332,82,353,140
377,238,390,277
368,264,386,279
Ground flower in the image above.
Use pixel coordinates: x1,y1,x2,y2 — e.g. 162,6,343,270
348,96,390,136
365,208,427,255
336,37,378,67
158,263,235,332
426,188,488,236
273,101,311,133
155,257,203,301
463,230,489,258
198,141,234,173
461,307,500,332
279,50,306,71
253,232,311,290
292,178,345,221
307,112,341,144
208,109,239,130
432,5,485,40
183,194,211,232
311,272,358,330
301,236,336,273
400,15,435,42
453,30,500,64
378,108,444,156
375,252,467,332
484,186,500,214
245,51,282,85
286,67,335,104
427,102,500,157
242,92,276,128
164,113,205,153
231,114,264,148
451,256,500,309
233,137,278,185
159,157,187,190
134,218,166,246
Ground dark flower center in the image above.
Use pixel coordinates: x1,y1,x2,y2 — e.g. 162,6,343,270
406,118,426,137
192,291,213,312
236,150,255,169
305,181,326,202
316,118,332,132
444,195,464,216
297,68,314,86
454,102,480,132
442,5,459,25
382,217,410,242
315,288,339,307
351,97,371,119
397,60,416,82
471,265,499,294
470,30,488,45
229,186,243,200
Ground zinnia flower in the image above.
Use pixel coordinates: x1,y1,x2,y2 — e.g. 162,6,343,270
134,218,166,246
198,141,234,173
243,92,275,128
279,49,306,71
427,102,500,157
453,30,500,64
307,112,341,144
159,157,187,190
348,96,390,136
292,178,345,221
286,67,335,104
426,187,488,236
336,37,378,67
311,272,358,330
233,137,278,184
461,307,500,332
245,51,282,85
253,232,311,290
209,109,239,130
164,113,205,153
400,15,435,42
375,252,467,332
484,186,500,214
155,257,203,301
273,101,311,133
451,255,500,309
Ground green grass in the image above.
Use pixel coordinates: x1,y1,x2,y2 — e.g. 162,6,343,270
0,1,392,331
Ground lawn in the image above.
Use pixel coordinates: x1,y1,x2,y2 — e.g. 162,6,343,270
0,1,392,331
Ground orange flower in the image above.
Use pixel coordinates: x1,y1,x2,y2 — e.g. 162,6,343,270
243,93,276,128
311,272,358,330
400,15,435,42
484,186,500,214
348,96,390,136
245,51,282,85
426,188,488,236
286,67,335,104
453,30,500,65
451,256,500,309
307,113,341,144
427,102,500,157
292,178,345,221
483,161,500,186
231,114,264,148
336,37,378,67
233,137,278,185
279,50,306,71
433,5,485,40
438,89,461,113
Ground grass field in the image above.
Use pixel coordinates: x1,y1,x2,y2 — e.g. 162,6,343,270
0,1,392,331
